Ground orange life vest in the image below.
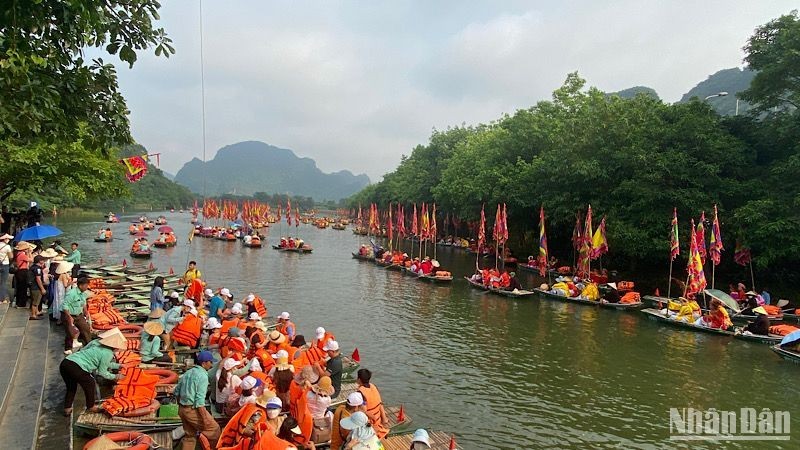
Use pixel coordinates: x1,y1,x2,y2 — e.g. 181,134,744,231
315,332,336,351
769,324,800,336
218,403,267,449
221,318,245,336
102,368,159,416
253,429,298,450
171,313,202,347
247,329,267,358
276,320,295,340
291,346,327,371
251,297,268,318
357,383,388,439
266,342,293,359
185,279,205,307
254,349,276,373
289,386,313,444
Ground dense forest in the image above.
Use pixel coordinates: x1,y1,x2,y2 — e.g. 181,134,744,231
350,12,800,292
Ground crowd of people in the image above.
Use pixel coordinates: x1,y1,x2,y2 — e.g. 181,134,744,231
131,238,151,253
468,267,522,291
0,234,81,320
55,260,412,450
278,236,307,249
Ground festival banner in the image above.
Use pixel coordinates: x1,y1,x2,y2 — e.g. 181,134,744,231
709,205,724,266
538,206,548,277
120,155,148,183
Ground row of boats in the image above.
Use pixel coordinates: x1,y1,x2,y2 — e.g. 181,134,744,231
73,263,461,449
350,250,800,365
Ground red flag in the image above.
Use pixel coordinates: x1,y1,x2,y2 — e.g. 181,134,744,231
295,208,300,227
709,204,724,266
431,204,437,242
357,205,363,228
670,208,679,261
396,405,405,422
148,262,154,270
411,204,418,236
493,204,502,243
572,212,583,251
449,435,457,450
169,267,174,275
538,206,548,277
387,203,393,244
478,204,486,251
351,348,360,363
286,198,292,226
501,203,508,243
122,258,127,267
734,240,751,266
396,204,405,238
696,211,707,264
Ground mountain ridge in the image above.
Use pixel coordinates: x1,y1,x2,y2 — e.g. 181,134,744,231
173,141,370,201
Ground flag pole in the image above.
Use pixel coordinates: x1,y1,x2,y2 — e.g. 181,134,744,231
749,260,755,291
667,259,674,299
711,264,715,290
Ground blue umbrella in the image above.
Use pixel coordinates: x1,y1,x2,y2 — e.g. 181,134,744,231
780,330,800,346
15,225,63,241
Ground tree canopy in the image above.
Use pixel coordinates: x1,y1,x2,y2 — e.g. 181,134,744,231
350,11,800,290
0,0,173,201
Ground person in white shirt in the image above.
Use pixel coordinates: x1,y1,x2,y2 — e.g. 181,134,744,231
0,234,14,303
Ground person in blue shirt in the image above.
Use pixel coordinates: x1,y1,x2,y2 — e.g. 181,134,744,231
206,288,225,321
175,350,220,448
149,276,166,311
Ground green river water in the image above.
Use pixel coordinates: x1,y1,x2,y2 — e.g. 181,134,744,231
49,211,797,449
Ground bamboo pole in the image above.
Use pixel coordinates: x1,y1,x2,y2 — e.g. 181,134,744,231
667,259,674,299
749,260,756,291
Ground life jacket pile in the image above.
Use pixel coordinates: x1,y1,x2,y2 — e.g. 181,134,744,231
101,367,159,416
87,292,127,328
620,292,641,304
762,305,782,316
769,324,800,336
171,313,202,347
115,349,142,367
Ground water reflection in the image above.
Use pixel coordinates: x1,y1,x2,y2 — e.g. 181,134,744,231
52,212,799,449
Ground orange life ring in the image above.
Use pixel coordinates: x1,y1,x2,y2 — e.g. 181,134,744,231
144,368,179,385
83,431,153,450
120,399,161,418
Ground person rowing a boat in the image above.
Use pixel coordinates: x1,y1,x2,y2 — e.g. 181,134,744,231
504,272,522,291
696,298,733,330
739,306,770,336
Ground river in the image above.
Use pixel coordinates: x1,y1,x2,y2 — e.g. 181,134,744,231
54,211,798,449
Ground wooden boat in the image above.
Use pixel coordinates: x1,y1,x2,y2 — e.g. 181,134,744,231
515,262,538,274
641,308,782,344
143,222,155,230
643,293,783,323
272,245,313,254
74,408,181,435
783,312,800,323
152,241,176,248
94,237,113,243
82,431,174,449
129,250,152,259
534,288,643,310
403,268,453,284
384,430,461,449
243,240,263,248
375,259,403,271
464,277,534,298
155,216,167,225
351,252,375,262
105,216,119,223
771,344,800,363
332,223,346,230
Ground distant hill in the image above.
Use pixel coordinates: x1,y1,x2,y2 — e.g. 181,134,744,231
161,171,175,181
679,67,755,116
609,86,660,100
174,141,370,201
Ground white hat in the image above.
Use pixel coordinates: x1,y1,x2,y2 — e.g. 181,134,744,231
188,307,198,316
183,299,195,308
323,340,339,351
278,312,290,320
240,376,259,390
272,349,289,360
432,259,441,268
204,317,222,330
266,397,282,409
220,288,232,298
222,358,239,370
204,289,213,297
170,291,180,299
411,429,431,447
55,262,74,275
248,312,260,321
245,294,255,303
347,392,365,407
0,233,13,241
231,303,243,315
315,327,325,339
340,411,369,430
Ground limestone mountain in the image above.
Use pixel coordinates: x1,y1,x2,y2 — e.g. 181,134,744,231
679,67,755,116
174,141,370,201
609,86,660,100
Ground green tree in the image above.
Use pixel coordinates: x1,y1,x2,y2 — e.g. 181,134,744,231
740,10,800,111
0,0,173,199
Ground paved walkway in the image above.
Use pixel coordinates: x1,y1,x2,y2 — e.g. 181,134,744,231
0,303,72,449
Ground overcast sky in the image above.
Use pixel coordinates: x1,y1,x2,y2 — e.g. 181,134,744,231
108,1,791,181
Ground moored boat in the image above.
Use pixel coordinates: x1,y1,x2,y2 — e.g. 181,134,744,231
351,252,375,262
771,344,800,363
273,245,313,253
535,288,643,310
402,267,453,284
152,241,176,248
383,430,461,449
465,276,534,298
94,237,113,243
641,308,782,344
129,250,152,259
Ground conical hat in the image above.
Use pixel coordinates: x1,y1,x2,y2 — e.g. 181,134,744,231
99,328,128,350
143,321,164,336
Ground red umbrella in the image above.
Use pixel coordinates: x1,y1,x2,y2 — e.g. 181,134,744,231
158,226,173,233
134,232,148,238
